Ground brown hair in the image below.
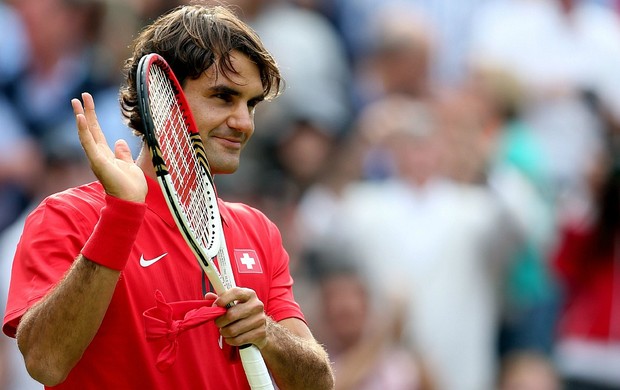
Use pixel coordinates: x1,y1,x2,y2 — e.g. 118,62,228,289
119,4,282,135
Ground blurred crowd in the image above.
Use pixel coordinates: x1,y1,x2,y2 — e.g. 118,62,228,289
2,0,620,389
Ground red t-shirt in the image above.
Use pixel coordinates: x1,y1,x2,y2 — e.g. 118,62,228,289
552,223,620,341
3,175,304,389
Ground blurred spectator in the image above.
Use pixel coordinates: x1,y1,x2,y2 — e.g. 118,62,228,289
0,3,42,233
2,0,109,138
126,0,186,23
468,0,620,212
350,5,437,111
0,0,141,233
551,132,620,389
0,2,28,87
0,95,42,233
331,0,488,90
0,126,94,390
317,95,520,390
310,250,434,390
250,1,352,140
497,350,562,390
294,131,366,255
439,67,560,358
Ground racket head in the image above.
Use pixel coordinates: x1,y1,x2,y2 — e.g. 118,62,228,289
136,53,223,276
137,53,212,175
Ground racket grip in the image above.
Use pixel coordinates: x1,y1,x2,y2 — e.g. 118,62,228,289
239,345,274,390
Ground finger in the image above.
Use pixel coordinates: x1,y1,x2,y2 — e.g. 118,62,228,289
71,98,85,116
215,296,264,328
214,287,253,308
114,140,134,163
73,101,96,158
204,292,218,301
81,92,107,145
73,97,115,171
219,313,266,338
75,113,105,171
220,321,267,347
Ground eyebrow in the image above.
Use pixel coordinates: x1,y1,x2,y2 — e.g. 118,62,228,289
210,84,265,104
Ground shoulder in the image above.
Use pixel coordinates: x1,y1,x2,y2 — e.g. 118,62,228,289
29,181,105,225
219,200,278,235
42,181,104,209
220,200,269,221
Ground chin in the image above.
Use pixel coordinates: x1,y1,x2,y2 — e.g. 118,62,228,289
214,168,237,175
208,153,241,175
211,163,239,175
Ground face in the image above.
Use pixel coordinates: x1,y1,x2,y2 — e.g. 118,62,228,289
321,274,368,350
182,50,265,175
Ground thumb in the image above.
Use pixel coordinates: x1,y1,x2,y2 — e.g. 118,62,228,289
204,292,218,303
114,139,134,162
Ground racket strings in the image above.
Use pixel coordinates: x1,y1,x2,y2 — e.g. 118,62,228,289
149,66,218,253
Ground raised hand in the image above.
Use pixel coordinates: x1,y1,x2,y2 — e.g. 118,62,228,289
72,93,147,203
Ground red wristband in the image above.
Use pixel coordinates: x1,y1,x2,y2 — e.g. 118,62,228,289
81,195,147,271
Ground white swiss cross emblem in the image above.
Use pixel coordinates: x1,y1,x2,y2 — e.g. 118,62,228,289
234,249,263,274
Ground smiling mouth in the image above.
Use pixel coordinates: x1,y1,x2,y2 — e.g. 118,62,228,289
213,136,243,149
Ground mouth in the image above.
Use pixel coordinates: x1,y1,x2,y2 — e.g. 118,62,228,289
212,135,243,150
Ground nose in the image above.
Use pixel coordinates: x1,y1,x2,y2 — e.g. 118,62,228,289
226,104,254,135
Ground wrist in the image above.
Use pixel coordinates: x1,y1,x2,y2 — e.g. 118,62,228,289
256,317,277,350
81,195,146,270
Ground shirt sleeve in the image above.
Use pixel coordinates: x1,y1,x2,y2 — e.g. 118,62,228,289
262,218,305,324
2,194,98,337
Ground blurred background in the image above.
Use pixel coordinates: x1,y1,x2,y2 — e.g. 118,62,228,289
1,0,620,389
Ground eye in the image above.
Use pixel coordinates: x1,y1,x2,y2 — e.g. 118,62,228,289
214,93,233,103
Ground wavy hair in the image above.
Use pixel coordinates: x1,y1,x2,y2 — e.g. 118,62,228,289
119,4,282,136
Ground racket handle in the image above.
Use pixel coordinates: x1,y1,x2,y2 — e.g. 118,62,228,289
239,345,274,390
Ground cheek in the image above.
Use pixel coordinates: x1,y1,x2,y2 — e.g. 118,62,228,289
244,125,255,143
194,108,221,134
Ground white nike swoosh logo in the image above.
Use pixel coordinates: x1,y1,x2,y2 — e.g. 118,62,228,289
139,253,168,267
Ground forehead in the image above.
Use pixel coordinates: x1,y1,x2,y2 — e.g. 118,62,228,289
200,51,263,95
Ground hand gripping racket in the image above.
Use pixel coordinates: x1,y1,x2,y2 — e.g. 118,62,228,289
137,53,274,390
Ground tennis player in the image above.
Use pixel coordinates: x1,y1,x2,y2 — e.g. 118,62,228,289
2,4,334,389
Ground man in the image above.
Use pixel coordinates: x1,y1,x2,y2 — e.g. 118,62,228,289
2,4,334,389
317,95,519,390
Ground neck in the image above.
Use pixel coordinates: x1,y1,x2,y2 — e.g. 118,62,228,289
136,143,156,180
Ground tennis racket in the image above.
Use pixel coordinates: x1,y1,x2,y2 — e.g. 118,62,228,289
137,53,274,390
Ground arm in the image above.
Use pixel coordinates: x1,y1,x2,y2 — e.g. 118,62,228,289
16,256,120,385
261,317,334,390
15,93,147,386
213,288,334,390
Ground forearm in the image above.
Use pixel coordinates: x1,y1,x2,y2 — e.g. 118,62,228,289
16,256,120,386
260,318,334,390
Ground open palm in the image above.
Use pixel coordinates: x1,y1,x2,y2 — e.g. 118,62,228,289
72,93,147,203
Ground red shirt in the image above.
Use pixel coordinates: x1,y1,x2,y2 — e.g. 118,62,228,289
3,175,304,389
552,223,620,342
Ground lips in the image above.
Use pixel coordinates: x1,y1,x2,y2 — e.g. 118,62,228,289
211,133,244,149
216,137,242,149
